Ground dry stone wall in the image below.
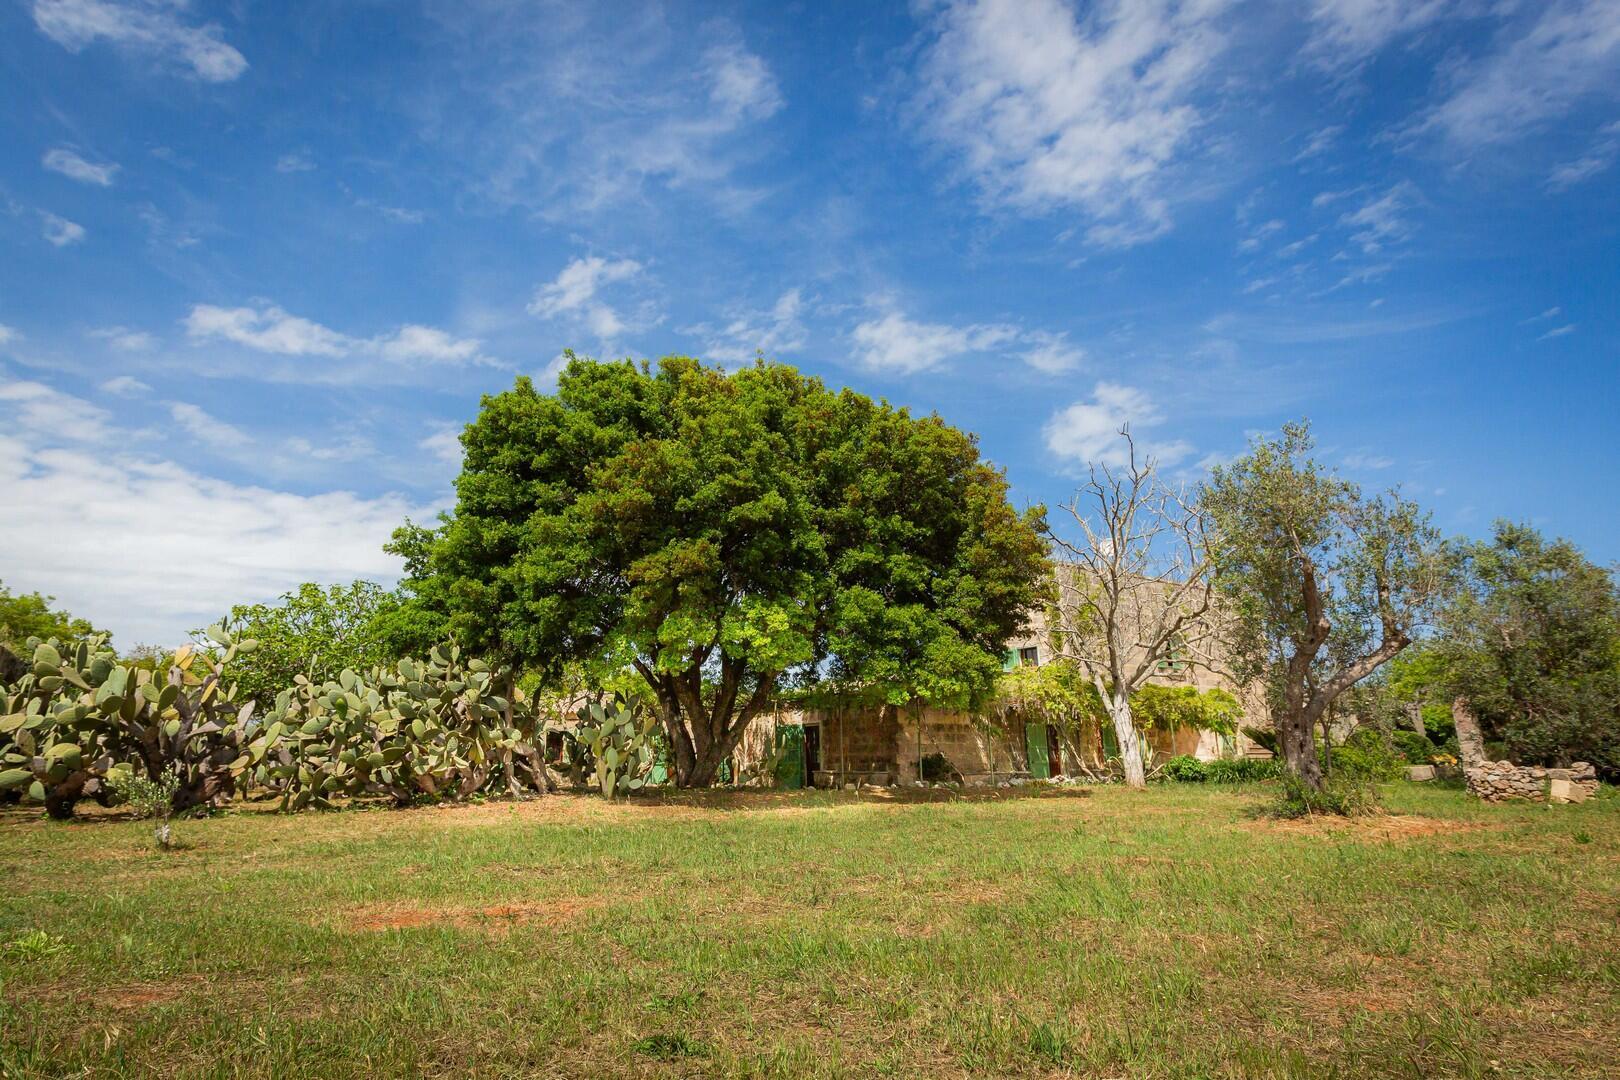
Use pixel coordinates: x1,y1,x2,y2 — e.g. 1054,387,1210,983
1465,760,1599,803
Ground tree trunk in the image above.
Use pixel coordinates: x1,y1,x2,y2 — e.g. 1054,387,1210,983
1452,696,1486,770
1404,701,1425,736
1277,710,1326,790
1108,696,1146,789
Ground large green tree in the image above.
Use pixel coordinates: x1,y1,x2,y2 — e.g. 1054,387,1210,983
0,580,106,654
1441,522,1620,774
417,356,1048,786
214,581,409,705
1203,422,1448,790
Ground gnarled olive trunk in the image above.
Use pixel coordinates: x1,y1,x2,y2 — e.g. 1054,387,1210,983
1106,696,1147,789
640,657,779,788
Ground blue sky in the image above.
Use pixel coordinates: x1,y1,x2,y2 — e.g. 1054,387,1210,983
2,0,1617,646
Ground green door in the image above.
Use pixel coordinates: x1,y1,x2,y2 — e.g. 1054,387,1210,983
1026,723,1051,779
774,723,806,789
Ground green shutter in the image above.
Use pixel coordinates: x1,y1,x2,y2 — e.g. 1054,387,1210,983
774,724,805,790
1026,723,1050,779
1003,648,1019,672
1101,723,1119,759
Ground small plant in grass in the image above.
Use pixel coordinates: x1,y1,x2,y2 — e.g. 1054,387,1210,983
632,1033,710,1059
1273,768,1380,817
109,766,182,848
1204,757,1281,783
1,929,66,962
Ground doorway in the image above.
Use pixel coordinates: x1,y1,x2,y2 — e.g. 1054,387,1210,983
803,723,822,785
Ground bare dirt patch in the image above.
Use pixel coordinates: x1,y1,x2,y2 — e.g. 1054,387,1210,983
341,897,600,933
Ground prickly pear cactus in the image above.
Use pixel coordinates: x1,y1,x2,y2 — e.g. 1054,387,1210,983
256,644,550,809
573,701,656,799
0,626,264,819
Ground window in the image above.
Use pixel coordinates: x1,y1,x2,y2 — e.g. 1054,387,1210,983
1018,646,1039,667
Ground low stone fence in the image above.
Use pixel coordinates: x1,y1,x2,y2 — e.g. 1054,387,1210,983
1465,760,1599,804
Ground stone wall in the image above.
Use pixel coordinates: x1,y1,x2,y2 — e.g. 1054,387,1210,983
1465,760,1599,803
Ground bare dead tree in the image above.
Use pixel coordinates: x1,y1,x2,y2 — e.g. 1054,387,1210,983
1045,427,1218,788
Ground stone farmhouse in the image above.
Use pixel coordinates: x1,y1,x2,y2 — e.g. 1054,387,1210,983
736,578,1275,788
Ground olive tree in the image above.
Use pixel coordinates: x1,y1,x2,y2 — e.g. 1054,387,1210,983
1045,429,1218,788
1202,422,1447,791
416,356,1048,787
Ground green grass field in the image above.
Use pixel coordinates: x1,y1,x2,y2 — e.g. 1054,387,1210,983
1,782,1616,1078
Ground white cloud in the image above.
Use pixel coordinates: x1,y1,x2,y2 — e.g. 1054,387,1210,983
0,325,17,347
422,9,782,216
90,326,155,351
705,42,783,122
32,0,248,82
1238,218,1285,253
42,147,118,185
1547,120,1620,190
419,427,464,467
1303,0,1452,71
0,378,112,441
170,402,249,448
1522,306,1563,323
1410,0,1620,149
284,435,373,462
1044,382,1192,469
185,302,492,366
375,325,483,364
1343,451,1395,470
850,309,1019,375
913,0,1232,246
1539,323,1576,341
0,373,436,645
1338,182,1419,254
691,288,808,366
1019,332,1086,374
41,212,86,247
528,256,644,344
1294,124,1345,161
851,305,1088,376
186,303,348,357
99,374,151,396
275,151,316,173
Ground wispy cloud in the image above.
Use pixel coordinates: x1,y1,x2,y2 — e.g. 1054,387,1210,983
527,256,646,342
169,402,249,448
1338,182,1420,254
40,211,86,247
421,9,782,216
1408,0,1620,149
275,151,316,173
185,302,495,367
851,309,1018,375
32,0,248,82
1043,382,1192,469
99,374,151,396
688,288,808,366
90,326,155,351
1303,0,1453,72
1547,120,1620,190
912,0,1233,246
1539,323,1577,341
42,147,118,185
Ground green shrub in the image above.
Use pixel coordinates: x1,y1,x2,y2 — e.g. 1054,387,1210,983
1163,755,1207,782
1329,729,1406,781
1273,770,1382,818
1390,729,1437,764
1204,757,1281,784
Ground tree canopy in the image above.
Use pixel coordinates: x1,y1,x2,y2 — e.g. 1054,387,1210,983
0,580,105,653
1203,421,1448,790
1441,521,1620,774
215,581,409,706
416,356,1049,786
